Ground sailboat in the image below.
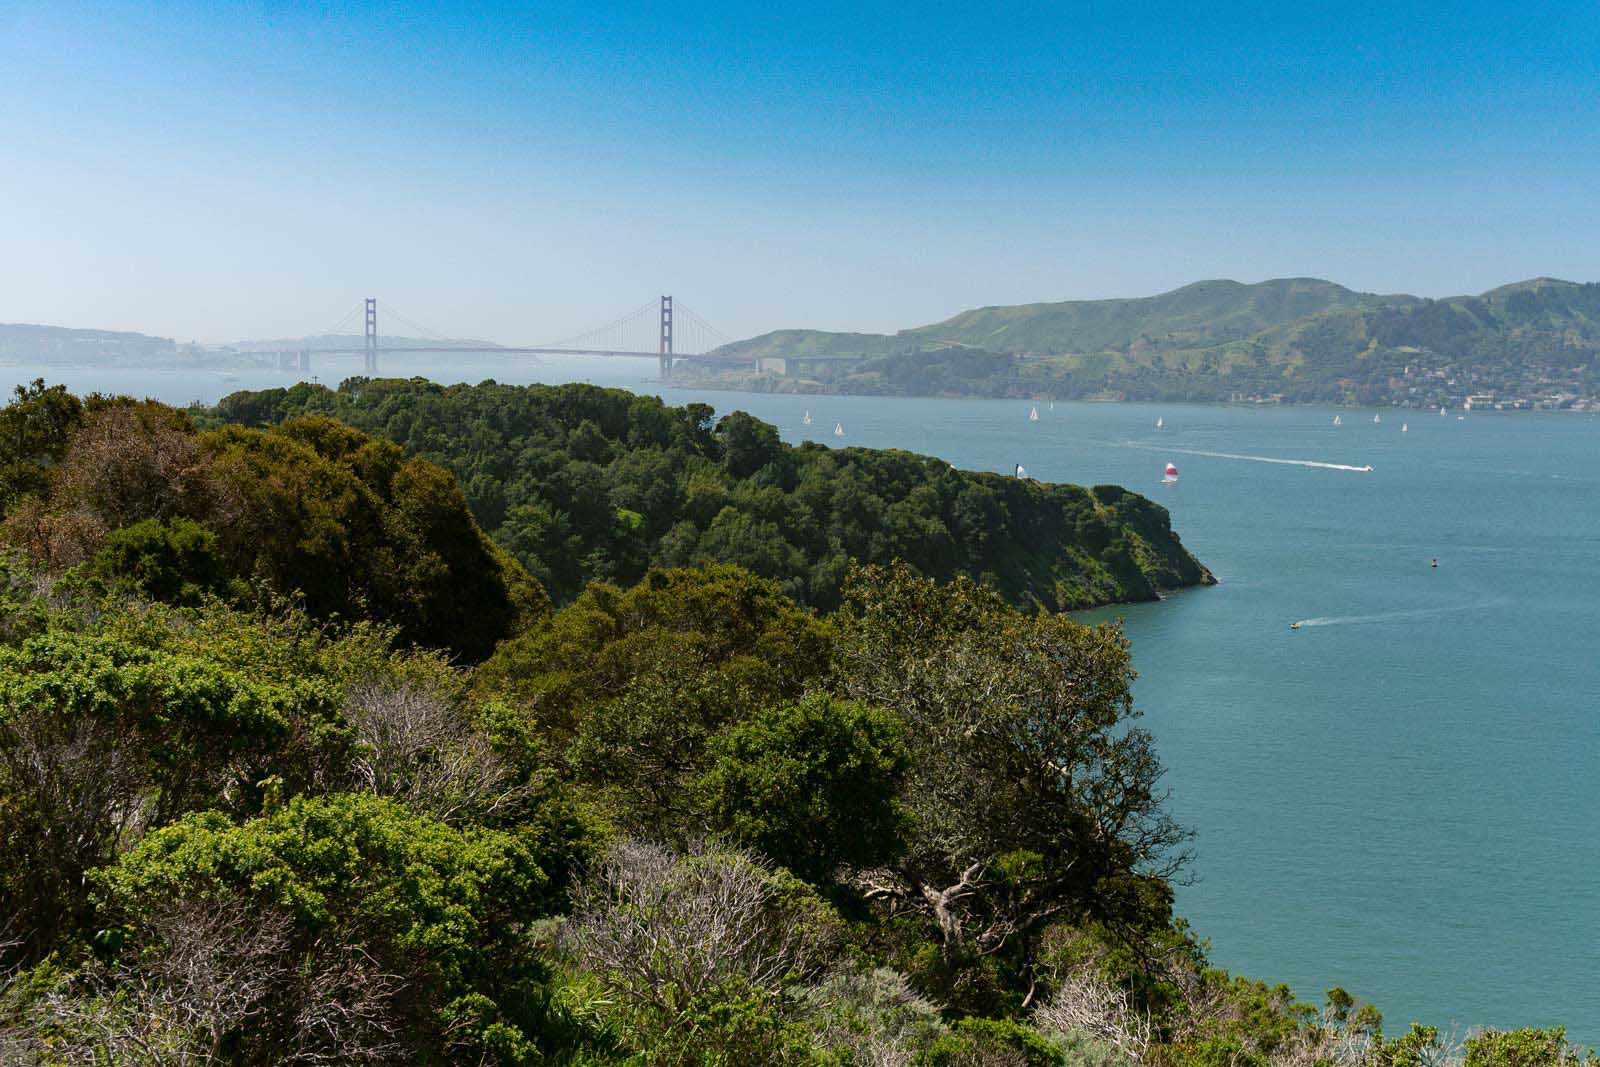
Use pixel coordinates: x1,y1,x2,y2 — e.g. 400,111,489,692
1333,415,1342,426
1028,406,1039,422
802,410,812,425
1401,422,1409,433
833,422,844,437
1156,416,1164,429
1048,401,1054,411
1015,463,1027,478
1440,406,1447,416
1374,413,1382,424
1162,462,1179,484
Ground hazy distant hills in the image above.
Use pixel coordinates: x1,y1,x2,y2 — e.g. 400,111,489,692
228,333,503,352
701,277,1600,407
0,323,505,368
0,323,184,364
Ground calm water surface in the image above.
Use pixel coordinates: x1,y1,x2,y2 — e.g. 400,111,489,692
12,356,1598,1042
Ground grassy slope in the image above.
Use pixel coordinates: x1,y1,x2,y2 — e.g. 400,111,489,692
699,277,1600,402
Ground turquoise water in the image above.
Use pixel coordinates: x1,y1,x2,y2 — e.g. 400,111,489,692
11,357,1598,1042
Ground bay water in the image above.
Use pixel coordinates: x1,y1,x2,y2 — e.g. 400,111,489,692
10,353,1597,1043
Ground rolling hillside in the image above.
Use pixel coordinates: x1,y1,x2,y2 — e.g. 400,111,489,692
694,277,1600,407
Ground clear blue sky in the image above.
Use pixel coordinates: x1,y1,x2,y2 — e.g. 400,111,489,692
2,1,1597,344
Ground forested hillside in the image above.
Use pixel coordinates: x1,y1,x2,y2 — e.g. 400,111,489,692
692,277,1600,407
211,378,1213,610
0,380,541,660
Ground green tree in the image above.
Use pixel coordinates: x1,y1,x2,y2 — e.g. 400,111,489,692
835,563,1188,1004
0,379,83,511
697,693,907,883
92,793,568,1065
0,627,348,958
1464,1028,1596,1067
89,516,228,605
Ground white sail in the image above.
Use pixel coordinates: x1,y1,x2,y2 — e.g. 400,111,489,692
833,422,844,437
1333,415,1342,426
1374,414,1381,424
1401,422,1408,432
802,410,811,425
1156,417,1164,429
1028,406,1039,422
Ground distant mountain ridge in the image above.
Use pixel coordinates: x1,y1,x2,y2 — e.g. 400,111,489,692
229,333,504,352
697,276,1600,407
0,322,505,368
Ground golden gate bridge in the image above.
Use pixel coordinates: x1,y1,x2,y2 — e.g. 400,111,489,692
258,296,743,379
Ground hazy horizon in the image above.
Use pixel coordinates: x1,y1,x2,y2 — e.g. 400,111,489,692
4,2,1598,345
7,272,1593,349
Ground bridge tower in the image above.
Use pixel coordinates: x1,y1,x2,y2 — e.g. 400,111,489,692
658,295,673,379
364,298,378,375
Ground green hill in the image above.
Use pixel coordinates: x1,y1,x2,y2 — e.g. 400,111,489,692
210,379,1213,611
692,277,1600,407
902,277,1408,354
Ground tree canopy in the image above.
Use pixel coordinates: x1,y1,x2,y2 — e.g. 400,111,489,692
210,378,1212,610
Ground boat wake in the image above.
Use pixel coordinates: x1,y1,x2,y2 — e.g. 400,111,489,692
1291,601,1502,629
1123,443,1373,473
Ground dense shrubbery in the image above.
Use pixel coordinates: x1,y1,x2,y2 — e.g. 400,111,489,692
0,380,542,660
209,378,1211,610
0,554,1589,1065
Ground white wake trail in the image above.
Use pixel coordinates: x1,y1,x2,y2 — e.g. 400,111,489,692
1121,442,1374,473
1292,601,1503,629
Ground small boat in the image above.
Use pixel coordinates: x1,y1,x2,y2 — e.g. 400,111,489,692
1401,422,1408,433
1374,414,1381,424
1357,464,1374,472
1028,406,1039,422
1156,416,1164,429
1015,463,1027,478
1049,401,1054,411
1290,622,1302,630
1333,415,1342,427
833,422,845,437
1162,462,1179,483
802,410,812,425
1440,406,1447,416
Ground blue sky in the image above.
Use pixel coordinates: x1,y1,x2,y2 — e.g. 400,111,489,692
2,1,1597,343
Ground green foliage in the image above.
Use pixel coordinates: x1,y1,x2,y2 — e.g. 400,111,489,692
1463,1028,1596,1067
794,967,948,1065
916,1017,1067,1066
89,516,228,604
478,564,835,837
698,694,908,882
0,624,348,956
0,388,543,660
210,379,1211,611
1370,1023,1447,1067
95,793,564,1063
0,379,83,510
835,561,1187,1008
